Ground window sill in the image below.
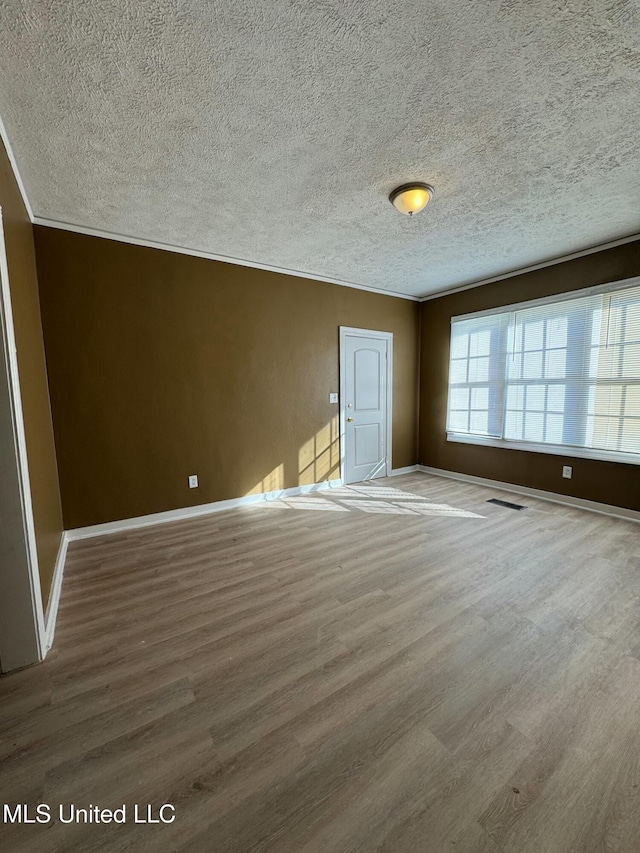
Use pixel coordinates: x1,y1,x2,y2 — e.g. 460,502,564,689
446,433,640,467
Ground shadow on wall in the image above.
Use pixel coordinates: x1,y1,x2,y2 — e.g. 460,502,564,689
245,463,286,495
239,410,485,518
245,415,341,496
298,414,340,486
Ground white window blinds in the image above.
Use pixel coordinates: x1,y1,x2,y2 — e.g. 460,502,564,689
447,281,640,460
448,312,510,438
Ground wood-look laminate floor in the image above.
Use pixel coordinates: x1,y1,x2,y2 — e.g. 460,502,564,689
2,473,640,852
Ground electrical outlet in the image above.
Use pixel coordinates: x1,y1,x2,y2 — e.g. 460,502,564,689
329,392,339,404
188,474,198,488
562,466,572,479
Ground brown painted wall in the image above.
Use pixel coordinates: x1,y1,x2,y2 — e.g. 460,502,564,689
419,241,640,511
34,228,420,529
0,141,63,605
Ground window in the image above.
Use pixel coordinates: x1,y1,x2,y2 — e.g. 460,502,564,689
446,279,640,464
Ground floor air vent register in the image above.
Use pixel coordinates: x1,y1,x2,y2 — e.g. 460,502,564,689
486,498,527,511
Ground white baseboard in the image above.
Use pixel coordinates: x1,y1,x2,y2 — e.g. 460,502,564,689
44,480,343,650
67,479,344,541
39,468,638,651
417,465,640,523
44,532,69,652
389,465,419,477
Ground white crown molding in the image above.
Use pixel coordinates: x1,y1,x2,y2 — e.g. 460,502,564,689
420,232,640,302
44,531,69,652
4,104,636,307
32,216,420,302
32,217,640,305
417,465,640,523
67,478,344,541
0,113,34,223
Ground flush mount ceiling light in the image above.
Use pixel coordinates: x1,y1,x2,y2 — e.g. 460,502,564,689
389,182,435,216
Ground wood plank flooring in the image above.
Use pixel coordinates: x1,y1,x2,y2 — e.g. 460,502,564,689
1,472,639,852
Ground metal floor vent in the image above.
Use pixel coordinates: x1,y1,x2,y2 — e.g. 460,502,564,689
486,498,527,511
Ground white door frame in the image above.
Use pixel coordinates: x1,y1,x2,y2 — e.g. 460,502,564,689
339,326,393,484
0,207,45,672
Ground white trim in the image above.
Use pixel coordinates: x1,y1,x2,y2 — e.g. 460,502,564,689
0,209,44,670
34,222,640,306
34,467,640,649
33,217,419,302
339,327,394,484
0,215,45,637
420,233,640,301
446,276,640,467
447,432,640,467
0,114,34,222
1,106,636,306
417,465,640,523
450,275,640,323
389,465,419,476
67,479,344,541
44,532,69,652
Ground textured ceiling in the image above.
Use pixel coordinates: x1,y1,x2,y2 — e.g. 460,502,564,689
0,0,639,298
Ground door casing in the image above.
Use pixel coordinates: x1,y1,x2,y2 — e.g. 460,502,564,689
0,207,45,672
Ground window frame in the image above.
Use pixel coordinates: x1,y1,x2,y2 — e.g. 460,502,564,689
446,276,640,467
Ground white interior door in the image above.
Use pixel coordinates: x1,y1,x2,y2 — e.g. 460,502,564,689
340,328,392,484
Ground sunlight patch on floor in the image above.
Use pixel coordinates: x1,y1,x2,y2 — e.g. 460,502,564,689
261,497,349,512
398,502,482,517
337,499,417,515
253,484,484,518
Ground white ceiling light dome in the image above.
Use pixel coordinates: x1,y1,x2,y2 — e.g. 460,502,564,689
389,183,435,216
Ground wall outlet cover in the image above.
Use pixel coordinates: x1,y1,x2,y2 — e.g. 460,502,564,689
188,475,198,488
562,466,572,479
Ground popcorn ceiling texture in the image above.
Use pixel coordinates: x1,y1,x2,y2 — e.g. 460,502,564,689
0,0,639,297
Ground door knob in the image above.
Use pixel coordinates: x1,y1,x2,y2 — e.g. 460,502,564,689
347,417,353,422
